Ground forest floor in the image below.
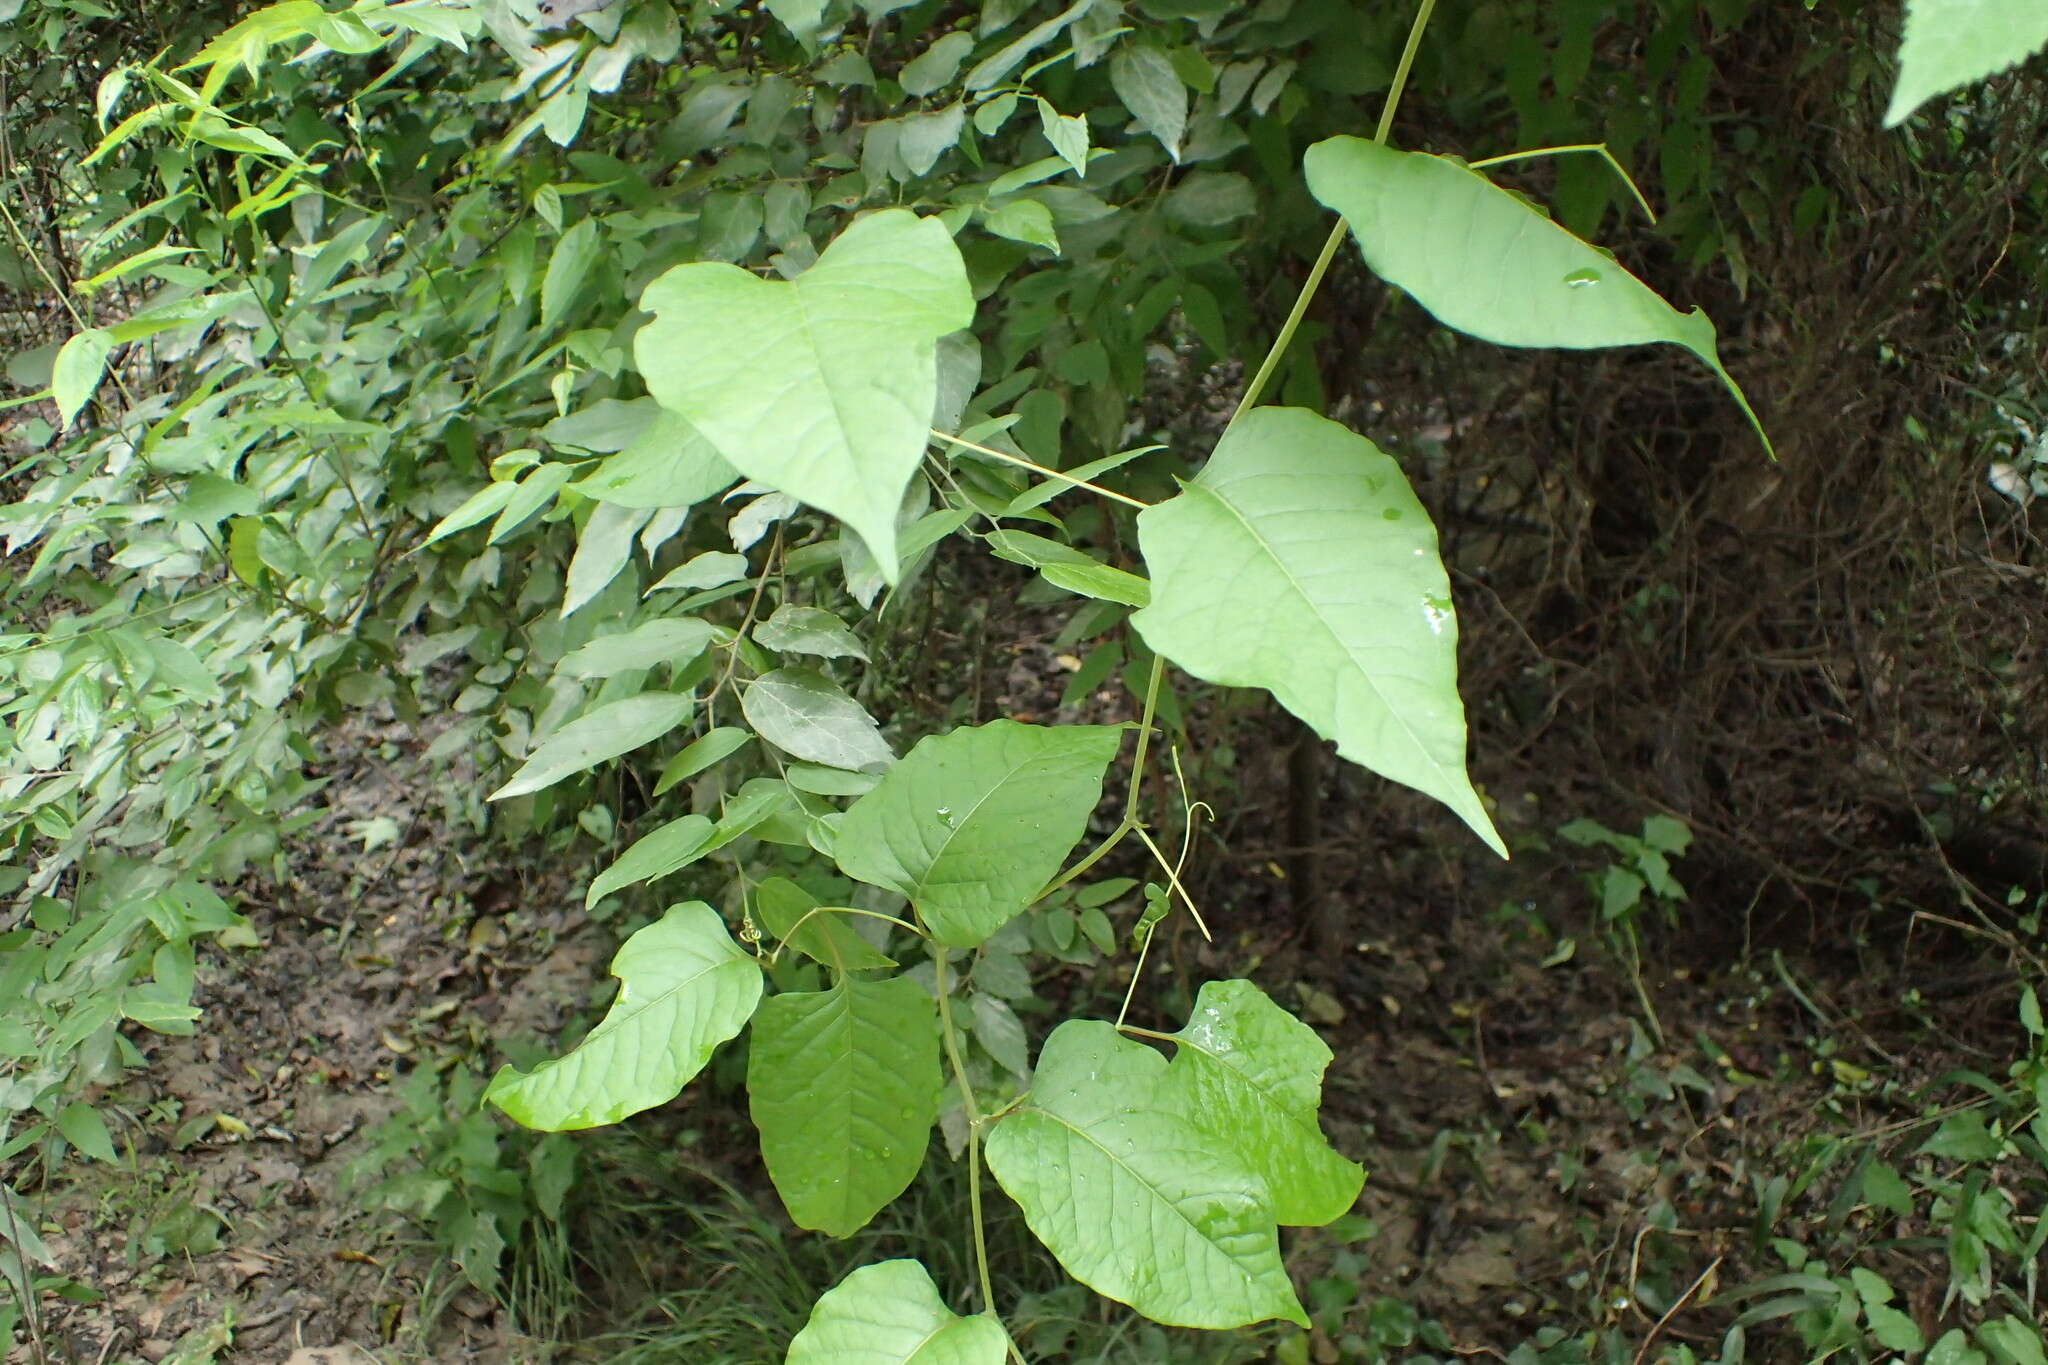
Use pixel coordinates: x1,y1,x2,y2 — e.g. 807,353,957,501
10,698,2035,1365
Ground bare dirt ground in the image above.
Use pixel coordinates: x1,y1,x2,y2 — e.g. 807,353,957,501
12,691,2029,1365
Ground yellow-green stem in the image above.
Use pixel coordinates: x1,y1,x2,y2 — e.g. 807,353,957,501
933,950,998,1317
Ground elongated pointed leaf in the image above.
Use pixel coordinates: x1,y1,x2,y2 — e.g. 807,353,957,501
788,1260,1008,1365
834,720,1121,948
1133,408,1502,855
1886,0,2048,126
636,210,972,579
1162,980,1361,1226
556,618,715,679
984,1020,1307,1329
490,693,694,800
585,813,714,908
1303,137,1765,451
742,667,895,771
748,976,940,1236
53,328,113,429
486,903,761,1129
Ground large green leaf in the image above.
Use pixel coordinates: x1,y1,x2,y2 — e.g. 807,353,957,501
1302,137,1764,449
635,209,972,579
1886,0,2048,126
742,667,895,772
984,1020,1307,1329
490,693,694,800
833,720,1121,948
1161,980,1361,1227
1132,408,1503,855
486,903,761,1130
748,976,940,1237
787,1260,1008,1365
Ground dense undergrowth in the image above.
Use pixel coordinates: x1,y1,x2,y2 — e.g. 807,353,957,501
4,0,2047,1360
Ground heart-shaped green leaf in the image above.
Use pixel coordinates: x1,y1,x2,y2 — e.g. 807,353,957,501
833,720,1121,948
636,209,972,578
1133,407,1502,855
787,1260,1008,1364
1162,980,1362,1227
984,1020,1307,1329
486,903,760,1129
748,975,940,1237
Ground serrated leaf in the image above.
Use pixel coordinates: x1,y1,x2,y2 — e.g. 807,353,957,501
491,693,694,800
637,210,972,580
557,618,715,679
1886,1,2048,126
787,1260,1008,1364
742,667,895,772
748,976,940,1236
1161,980,1361,1226
486,903,761,1129
984,1020,1307,1329
754,605,868,660
1303,137,1765,452
1111,43,1186,159
53,328,113,429
585,813,714,908
834,720,1120,948
1133,407,1502,855
752,876,896,973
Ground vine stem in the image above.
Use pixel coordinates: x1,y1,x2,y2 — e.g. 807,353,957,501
931,949,1001,1330
1228,0,1437,428
930,428,1149,509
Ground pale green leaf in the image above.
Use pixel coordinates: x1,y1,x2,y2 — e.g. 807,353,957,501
787,1260,1008,1364
751,876,896,973
742,667,895,772
834,720,1120,949
1110,44,1186,159
983,200,1060,254
1162,980,1361,1226
586,814,715,908
1977,1319,2048,1365
1886,1,2048,126
1303,137,1765,451
568,408,739,510
1929,1329,1989,1365
649,550,749,595
984,1020,1307,1329
491,693,694,800
557,618,715,679
1165,170,1255,227
1133,407,1503,855
486,903,761,1129
1035,98,1089,178
488,463,575,544
748,976,940,1236
636,210,972,579
53,328,113,429
543,397,658,452
754,605,868,660
563,503,654,616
